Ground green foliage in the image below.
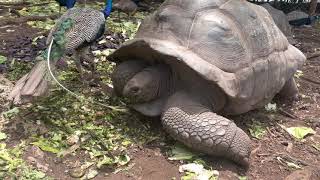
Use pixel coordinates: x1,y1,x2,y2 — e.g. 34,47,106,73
294,70,304,78
0,132,7,141
6,61,33,81
27,19,56,30
249,121,267,139
107,11,146,40
2,107,19,119
285,126,316,140
179,163,218,180
23,71,160,173
0,142,50,179
0,55,7,64
168,143,197,161
19,1,62,17
238,176,247,180
31,133,66,154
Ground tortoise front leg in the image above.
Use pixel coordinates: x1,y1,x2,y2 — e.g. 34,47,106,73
161,92,252,167
278,77,299,101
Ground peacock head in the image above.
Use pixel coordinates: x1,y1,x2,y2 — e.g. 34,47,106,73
103,0,113,18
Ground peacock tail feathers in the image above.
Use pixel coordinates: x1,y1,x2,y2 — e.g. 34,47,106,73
42,18,74,62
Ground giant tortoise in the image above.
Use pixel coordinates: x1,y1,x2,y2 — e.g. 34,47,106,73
108,0,306,166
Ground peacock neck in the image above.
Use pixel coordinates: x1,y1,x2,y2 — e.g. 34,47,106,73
103,0,112,18
66,0,76,9
132,0,139,5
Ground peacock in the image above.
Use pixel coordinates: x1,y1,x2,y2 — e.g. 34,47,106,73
289,15,320,26
8,0,113,105
54,0,77,15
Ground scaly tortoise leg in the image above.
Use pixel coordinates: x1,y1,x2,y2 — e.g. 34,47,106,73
161,91,252,167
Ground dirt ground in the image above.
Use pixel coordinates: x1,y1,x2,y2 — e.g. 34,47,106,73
0,1,320,180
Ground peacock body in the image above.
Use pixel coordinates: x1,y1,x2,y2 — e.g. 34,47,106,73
8,1,113,104
47,7,106,57
289,15,320,26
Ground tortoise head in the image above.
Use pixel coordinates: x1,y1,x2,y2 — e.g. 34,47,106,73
112,60,172,104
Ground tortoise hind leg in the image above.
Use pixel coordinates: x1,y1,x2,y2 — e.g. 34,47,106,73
161,91,252,167
277,77,299,101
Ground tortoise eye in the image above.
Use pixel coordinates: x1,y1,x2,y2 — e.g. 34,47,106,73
130,86,140,94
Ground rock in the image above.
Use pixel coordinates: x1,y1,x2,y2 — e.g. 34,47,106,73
287,10,309,22
26,156,49,172
69,167,85,178
285,167,320,180
29,145,45,159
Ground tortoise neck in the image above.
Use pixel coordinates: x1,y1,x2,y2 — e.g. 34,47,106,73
159,64,177,98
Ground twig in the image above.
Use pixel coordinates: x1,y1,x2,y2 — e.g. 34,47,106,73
251,143,262,155
276,153,309,166
9,9,21,17
266,127,276,138
301,76,320,86
278,108,298,119
307,51,320,59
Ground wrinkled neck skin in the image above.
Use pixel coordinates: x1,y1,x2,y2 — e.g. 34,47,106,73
169,61,227,113
103,0,113,17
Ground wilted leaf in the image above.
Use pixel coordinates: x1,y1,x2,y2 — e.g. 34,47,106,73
0,132,7,140
249,121,266,139
2,107,19,119
31,139,61,154
312,144,320,151
179,163,218,180
287,162,302,169
168,144,196,161
294,70,304,78
285,127,316,139
97,156,114,168
0,55,7,64
265,103,277,112
238,176,247,180
116,154,130,166
86,169,98,179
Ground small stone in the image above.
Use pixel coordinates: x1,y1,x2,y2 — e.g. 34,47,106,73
29,146,45,159
26,156,49,172
286,142,293,153
69,167,85,178
67,134,80,146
